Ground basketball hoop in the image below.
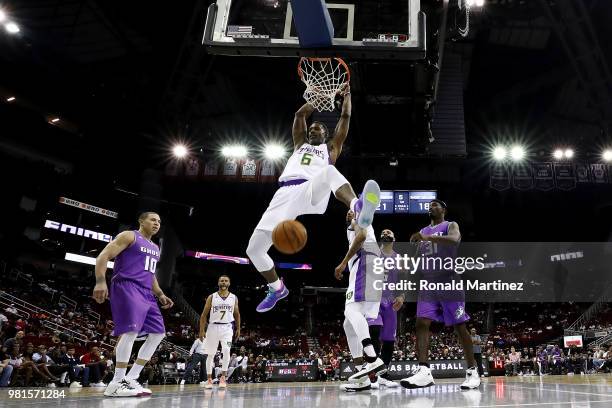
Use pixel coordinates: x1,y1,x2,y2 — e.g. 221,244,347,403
298,57,350,112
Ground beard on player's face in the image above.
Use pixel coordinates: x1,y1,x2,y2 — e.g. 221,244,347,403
381,235,394,242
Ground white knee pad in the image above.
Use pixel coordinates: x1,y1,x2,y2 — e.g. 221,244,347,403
246,229,274,272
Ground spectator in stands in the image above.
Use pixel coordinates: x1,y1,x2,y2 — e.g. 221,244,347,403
180,336,206,385
536,347,548,375
253,355,266,383
550,345,563,375
2,330,24,353
80,346,107,387
140,355,162,385
5,305,18,316
506,346,521,376
32,344,69,380
0,312,7,330
8,345,54,386
600,345,612,372
60,345,89,388
23,343,59,384
470,328,484,377
235,349,248,383
0,347,14,387
593,346,606,371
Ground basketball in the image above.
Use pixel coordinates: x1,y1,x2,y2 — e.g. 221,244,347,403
272,220,308,254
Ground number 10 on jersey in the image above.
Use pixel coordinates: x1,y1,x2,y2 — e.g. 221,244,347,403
144,256,157,273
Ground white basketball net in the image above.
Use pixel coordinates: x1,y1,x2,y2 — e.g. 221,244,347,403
299,58,349,112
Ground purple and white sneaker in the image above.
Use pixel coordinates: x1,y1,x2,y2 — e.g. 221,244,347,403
256,279,289,313
353,180,381,229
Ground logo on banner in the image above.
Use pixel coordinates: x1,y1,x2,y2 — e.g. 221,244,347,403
44,220,112,243
241,159,257,181
512,165,534,190
553,163,576,190
203,160,219,177
58,197,118,218
574,163,591,183
490,164,510,191
223,158,238,176
185,158,200,177
533,163,554,191
589,163,608,184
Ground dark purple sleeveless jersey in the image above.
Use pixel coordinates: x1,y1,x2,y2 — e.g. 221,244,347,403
419,221,459,272
112,230,160,289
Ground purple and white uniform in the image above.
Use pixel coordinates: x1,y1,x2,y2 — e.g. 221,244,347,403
110,230,165,336
367,250,399,341
344,224,381,319
416,221,470,326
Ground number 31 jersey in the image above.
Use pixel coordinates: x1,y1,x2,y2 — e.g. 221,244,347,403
278,143,331,182
112,230,160,290
209,292,237,323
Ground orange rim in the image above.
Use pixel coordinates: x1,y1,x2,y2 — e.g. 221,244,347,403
297,57,350,83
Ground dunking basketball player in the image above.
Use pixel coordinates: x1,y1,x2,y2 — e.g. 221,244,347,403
400,199,480,390
198,275,240,389
335,210,386,392
246,85,381,312
367,228,403,389
92,212,174,397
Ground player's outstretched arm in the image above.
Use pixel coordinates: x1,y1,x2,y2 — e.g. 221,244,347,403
92,231,134,303
329,86,351,161
292,102,315,150
334,222,366,280
233,298,241,339
199,295,213,340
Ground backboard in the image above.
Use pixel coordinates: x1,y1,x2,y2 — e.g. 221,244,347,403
203,0,426,60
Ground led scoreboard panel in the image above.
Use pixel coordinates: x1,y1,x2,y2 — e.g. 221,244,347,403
376,190,436,214
377,191,395,214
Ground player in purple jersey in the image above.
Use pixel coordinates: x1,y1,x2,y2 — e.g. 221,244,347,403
92,212,174,397
368,228,403,389
400,199,480,390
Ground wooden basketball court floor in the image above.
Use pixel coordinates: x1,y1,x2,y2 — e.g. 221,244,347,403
1,374,611,408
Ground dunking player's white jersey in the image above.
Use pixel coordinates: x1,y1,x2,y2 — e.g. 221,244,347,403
278,143,331,182
209,292,236,323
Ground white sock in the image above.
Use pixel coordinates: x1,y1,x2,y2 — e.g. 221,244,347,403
126,363,144,380
364,345,376,358
350,198,358,212
269,279,282,291
112,367,127,383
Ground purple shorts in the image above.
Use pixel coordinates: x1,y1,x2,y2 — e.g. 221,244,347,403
416,300,469,326
110,279,165,336
367,301,397,341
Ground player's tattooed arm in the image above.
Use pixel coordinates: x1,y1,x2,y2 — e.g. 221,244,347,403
233,298,241,339
199,295,213,340
292,102,315,150
92,231,134,303
328,85,351,162
335,221,366,280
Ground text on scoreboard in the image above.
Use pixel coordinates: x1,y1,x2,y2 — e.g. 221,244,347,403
376,190,437,214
